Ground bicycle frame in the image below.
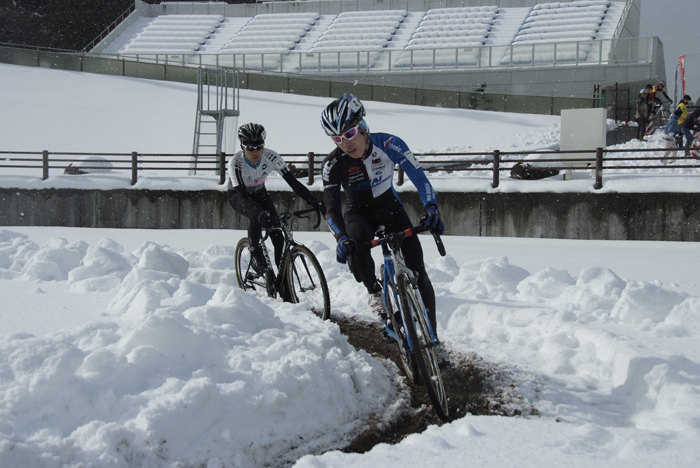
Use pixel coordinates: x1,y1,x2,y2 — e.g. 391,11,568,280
245,208,318,296
379,230,439,351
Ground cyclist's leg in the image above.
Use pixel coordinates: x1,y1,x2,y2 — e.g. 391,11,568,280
681,127,694,153
255,190,285,267
345,211,380,293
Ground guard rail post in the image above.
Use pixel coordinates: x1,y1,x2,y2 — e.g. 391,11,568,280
131,152,138,186
492,149,500,188
307,152,315,185
219,152,226,185
398,166,405,186
42,150,49,180
594,147,603,189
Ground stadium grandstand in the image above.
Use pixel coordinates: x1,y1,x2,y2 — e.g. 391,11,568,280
84,0,658,118
0,0,657,120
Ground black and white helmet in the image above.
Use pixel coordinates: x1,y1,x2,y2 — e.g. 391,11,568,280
321,93,366,136
237,122,266,146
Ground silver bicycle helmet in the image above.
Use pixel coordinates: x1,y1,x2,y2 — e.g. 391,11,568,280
321,93,366,136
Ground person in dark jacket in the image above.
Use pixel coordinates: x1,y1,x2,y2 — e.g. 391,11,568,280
635,88,650,141
681,106,700,156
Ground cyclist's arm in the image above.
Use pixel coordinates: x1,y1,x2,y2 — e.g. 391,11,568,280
388,138,438,207
282,171,317,205
322,157,347,239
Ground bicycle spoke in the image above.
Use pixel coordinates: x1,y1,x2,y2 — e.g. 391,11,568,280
398,274,449,422
286,245,330,320
234,238,271,297
385,281,417,383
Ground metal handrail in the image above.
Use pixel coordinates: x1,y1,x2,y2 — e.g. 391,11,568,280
1,147,697,190
81,3,137,53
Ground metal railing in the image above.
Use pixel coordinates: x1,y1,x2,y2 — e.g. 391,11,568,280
106,36,653,76
81,3,137,53
2,147,697,190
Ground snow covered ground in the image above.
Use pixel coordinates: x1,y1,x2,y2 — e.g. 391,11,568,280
1,63,699,467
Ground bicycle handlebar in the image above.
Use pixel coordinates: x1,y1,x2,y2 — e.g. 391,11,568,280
361,222,446,257
277,207,323,230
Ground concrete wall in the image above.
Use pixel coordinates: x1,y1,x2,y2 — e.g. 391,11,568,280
2,189,698,242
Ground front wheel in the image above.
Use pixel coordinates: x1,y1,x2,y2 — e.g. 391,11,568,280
397,274,449,422
286,245,330,320
383,268,417,383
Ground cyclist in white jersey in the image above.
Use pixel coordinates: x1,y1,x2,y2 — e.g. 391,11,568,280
227,123,324,277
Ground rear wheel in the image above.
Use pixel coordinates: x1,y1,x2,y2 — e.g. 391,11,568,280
397,274,449,422
286,245,330,320
234,238,269,297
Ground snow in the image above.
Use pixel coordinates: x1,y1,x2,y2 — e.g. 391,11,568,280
1,63,700,467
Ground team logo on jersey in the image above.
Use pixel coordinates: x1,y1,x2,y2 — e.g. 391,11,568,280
384,137,403,154
348,166,361,173
262,164,267,171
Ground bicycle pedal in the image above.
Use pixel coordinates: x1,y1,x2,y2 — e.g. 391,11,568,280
381,330,396,343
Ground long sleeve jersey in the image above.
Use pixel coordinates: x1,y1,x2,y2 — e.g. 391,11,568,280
321,132,438,239
227,148,315,218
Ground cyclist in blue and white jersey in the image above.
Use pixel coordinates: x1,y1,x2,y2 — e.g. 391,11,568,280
320,93,449,366
227,122,324,276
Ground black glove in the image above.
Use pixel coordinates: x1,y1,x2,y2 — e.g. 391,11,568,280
311,199,326,216
257,210,272,229
423,204,445,235
336,235,358,264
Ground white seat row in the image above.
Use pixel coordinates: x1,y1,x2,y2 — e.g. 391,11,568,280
313,39,388,49
423,11,496,21
415,25,492,34
321,31,393,41
412,29,490,39
521,18,602,29
522,23,600,34
236,28,309,37
528,6,607,18
532,0,609,10
130,35,208,43
223,40,296,49
425,6,498,14
336,9,407,18
245,18,314,28
514,34,598,44
150,14,224,25
333,15,405,25
327,21,400,31
419,18,495,28
254,12,320,19
406,38,485,49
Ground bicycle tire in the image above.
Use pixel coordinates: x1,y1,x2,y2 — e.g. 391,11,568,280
385,278,418,383
286,245,331,320
234,238,270,297
397,273,449,422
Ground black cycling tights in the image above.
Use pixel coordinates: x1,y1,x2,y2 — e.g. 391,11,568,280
229,190,284,267
345,200,437,334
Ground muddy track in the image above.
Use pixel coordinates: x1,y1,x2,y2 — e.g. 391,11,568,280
332,316,535,454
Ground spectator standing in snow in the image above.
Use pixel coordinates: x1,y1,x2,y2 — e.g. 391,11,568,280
635,88,650,141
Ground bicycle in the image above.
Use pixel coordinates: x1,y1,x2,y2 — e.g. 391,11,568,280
661,128,700,163
234,207,331,320
356,221,450,422
646,103,670,136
